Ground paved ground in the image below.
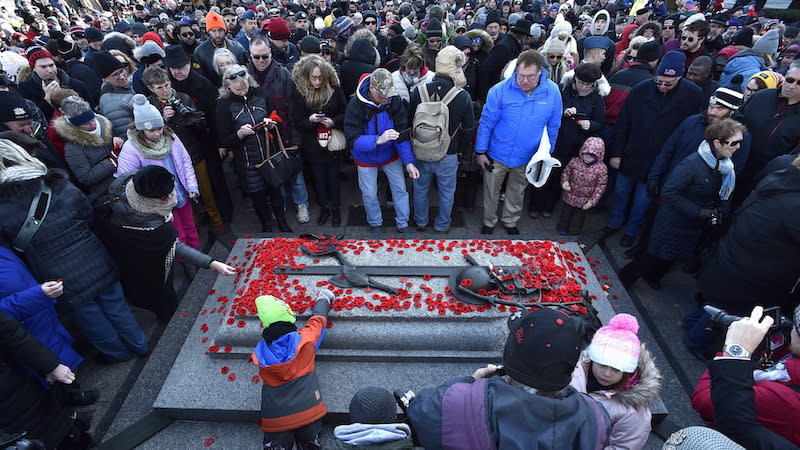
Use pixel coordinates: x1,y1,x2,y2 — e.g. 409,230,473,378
78,162,714,449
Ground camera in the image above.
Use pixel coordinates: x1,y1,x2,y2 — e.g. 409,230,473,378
166,97,192,116
704,305,793,334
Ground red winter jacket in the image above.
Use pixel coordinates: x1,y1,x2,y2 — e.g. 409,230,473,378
691,355,800,447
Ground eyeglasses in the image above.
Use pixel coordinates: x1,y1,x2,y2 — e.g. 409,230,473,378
227,70,247,80
180,31,194,37
251,53,270,60
364,20,377,25
111,68,128,78
720,139,743,146
785,77,799,85
516,73,539,80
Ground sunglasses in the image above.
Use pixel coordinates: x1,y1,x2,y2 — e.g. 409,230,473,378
720,139,743,146
663,25,675,30
785,77,799,85
548,54,562,60
252,53,270,59
655,80,675,87
180,31,194,37
227,70,247,80
680,36,697,42
364,20,377,24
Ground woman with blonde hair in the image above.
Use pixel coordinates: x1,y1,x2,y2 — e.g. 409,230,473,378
291,55,347,226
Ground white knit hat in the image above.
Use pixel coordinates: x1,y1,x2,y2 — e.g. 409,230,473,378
586,313,641,373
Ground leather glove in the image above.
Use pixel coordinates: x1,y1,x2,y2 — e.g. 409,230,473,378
311,289,334,318
647,181,659,198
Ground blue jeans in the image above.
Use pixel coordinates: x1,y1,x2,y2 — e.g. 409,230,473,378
607,171,651,236
412,154,458,231
280,171,309,206
70,281,148,362
357,158,410,228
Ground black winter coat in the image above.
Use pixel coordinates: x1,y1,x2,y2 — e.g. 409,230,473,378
291,85,347,164
169,69,218,149
250,61,297,146
477,34,522,102
648,152,728,261
0,312,73,448
553,84,605,161
64,59,101,106
148,90,207,163
613,78,704,182
216,87,275,194
739,88,800,181
698,164,800,315
192,39,247,86
0,170,118,310
340,38,378,99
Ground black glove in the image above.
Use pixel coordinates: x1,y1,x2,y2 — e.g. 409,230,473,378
698,208,714,220
647,181,659,198
311,290,334,318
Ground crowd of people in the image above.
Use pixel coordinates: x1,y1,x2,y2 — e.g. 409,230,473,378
0,0,799,447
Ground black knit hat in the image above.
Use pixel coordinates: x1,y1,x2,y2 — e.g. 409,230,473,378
389,34,408,55
85,26,104,43
132,165,175,199
502,308,581,392
426,18,443,37
93,50,126,79
731,27,754,47
575,63,602,83
0,92,32,122
349,387,397,424
636,40,661,63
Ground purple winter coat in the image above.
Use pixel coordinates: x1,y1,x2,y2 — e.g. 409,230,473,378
114,133,199,196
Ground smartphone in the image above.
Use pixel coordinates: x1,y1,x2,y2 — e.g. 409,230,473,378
763,306,782,329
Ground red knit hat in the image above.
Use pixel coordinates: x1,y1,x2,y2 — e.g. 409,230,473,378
27,47,54,68
268,17,290,40
140,31,164,49
206,11,227,32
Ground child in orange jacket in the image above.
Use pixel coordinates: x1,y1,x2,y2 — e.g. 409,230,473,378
252,290,334,450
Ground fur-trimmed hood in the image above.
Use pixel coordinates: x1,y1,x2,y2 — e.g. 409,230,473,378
576,344,662,410
591,10,610,36
465,29,493,54
291,56,340,97
561,69,611,97
53,114,113,147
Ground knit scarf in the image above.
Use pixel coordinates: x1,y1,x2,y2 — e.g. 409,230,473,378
127,129,174,160
0,166,47,182
697,140,735,201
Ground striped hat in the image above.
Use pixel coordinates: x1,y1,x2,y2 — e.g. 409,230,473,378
710,86,744,110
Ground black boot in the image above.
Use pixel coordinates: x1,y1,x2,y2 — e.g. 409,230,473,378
273,205,293,233
317,207,330,225
251,192,273,232
331,207,341,227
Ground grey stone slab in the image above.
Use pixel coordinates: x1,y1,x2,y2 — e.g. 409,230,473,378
133,420,262,450
155,238,619,419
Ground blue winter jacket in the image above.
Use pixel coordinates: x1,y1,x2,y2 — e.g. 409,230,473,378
344,74,415,166
719,49,767,90
476,68,562,168
0,246,83,377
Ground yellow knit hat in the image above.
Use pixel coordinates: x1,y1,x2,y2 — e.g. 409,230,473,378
255,295,296,327
206,11,227,32
750,70,780,89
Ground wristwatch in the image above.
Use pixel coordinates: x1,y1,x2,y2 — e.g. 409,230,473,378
723,344,751,359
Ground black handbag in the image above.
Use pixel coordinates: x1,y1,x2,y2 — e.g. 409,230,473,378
254,126,303,188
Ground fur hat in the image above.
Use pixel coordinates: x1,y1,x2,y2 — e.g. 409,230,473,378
657,51,685,77
268,17,291,40
93,50,125,79
435,46,467,88
574,62,602,83
587,314,641,373
255,295,296,327
206,11,227,32
348,387,397,424
132,94,164,131
752,29,780,55
502,308,581,392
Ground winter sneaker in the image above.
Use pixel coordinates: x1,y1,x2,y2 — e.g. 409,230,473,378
296,203,310,224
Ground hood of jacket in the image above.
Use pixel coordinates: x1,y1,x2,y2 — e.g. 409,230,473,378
728,47,764,61
106,171,168,228
617,24,638,51
580,136,605,161
465,29,494,53
580,344,662,410
53,114,113,147
348,37,378,65
750,163,800,200
355,74,392,110
591,10,610,36
345,28,378,58
560,69,611,97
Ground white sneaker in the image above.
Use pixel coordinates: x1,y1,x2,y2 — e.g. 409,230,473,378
296,203,310,224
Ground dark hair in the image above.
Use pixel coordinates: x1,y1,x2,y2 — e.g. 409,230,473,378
749,76,767,90
705,117,746,144
142,65,170,86
516,49,543,71
250,35,270,49
685,20,710,39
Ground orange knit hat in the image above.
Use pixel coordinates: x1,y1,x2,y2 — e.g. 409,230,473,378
206,11,227,32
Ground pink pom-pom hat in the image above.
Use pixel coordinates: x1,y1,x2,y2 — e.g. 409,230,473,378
586,313,641,373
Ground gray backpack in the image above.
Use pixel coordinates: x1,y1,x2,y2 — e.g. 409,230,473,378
411,85,462,162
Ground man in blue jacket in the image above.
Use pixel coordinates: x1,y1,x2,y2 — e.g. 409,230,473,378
475,50,562,235
344,68,420,233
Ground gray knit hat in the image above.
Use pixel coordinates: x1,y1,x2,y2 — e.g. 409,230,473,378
132,94,164,131
663,427,744,449
348,387,397,424
752,28,781,55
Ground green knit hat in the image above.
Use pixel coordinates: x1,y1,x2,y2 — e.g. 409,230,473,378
255,295,296,327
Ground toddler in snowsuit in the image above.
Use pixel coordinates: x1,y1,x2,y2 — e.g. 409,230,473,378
558,136,608,235
252,290,333,450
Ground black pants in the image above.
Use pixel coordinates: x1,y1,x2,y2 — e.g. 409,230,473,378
309,160,341,208
618,252,672,286
263,420,321,449
205,152,234,223
557,200,586,235
250,188,285,229
528,167,563,213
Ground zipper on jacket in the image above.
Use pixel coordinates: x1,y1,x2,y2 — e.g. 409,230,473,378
243,95,266,167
